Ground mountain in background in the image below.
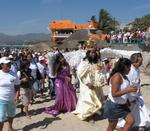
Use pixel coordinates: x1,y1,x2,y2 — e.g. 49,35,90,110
0,33,50,41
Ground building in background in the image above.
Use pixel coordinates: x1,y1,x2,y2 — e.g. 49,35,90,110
48,20,108,45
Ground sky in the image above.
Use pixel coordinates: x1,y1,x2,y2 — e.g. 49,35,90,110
0,0,150,35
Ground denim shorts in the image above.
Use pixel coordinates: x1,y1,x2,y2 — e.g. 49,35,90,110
0,99,16,122
103,99,130,120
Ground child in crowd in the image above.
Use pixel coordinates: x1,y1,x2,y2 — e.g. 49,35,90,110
20,60,33,118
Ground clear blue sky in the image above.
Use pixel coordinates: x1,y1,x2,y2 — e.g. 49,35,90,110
0,0,150,35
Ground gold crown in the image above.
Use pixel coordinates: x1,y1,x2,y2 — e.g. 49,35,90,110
85,38,97,50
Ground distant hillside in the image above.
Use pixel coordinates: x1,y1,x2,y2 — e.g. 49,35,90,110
0,33,50,41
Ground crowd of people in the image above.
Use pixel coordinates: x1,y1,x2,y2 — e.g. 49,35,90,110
0,44,149,131
109,30,150,44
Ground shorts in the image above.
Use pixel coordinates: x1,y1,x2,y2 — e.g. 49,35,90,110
0,99,16,122
20,88,32,106
103,99,130,120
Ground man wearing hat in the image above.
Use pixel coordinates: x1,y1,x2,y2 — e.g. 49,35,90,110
0,57,20,131
36,56,45,97
9,55,18,75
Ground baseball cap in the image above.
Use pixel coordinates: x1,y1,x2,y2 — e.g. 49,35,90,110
8,55,13,59
0,57,11,64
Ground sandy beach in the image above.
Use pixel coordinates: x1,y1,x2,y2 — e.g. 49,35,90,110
1,0,150,130
1,50,150,131
2,72,149,131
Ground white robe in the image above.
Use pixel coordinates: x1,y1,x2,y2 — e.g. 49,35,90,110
117,65,150,127
72,60,106,120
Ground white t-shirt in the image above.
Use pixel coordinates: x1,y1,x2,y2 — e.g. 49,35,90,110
37,62,45,78
0,70,20,101
127,65,140,85
29,62,37,79
10,63,18,74
127,65,140,101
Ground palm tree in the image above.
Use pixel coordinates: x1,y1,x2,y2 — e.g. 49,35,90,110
90,15,97,23
128,14,150,31
97,9,119,33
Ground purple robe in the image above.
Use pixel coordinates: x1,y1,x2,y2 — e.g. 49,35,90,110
45,63,77,116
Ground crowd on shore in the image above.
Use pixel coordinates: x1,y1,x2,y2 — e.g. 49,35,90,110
0,45,150,131
109,30,150,44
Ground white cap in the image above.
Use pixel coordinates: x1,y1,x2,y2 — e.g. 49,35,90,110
8,55,13,59
0,57,11,64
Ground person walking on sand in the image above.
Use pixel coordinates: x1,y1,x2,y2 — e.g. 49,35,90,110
20,60,33,118
117,53,150,131
45,53,77,116
0,57,20,131
73,49,106,121
103,58,138,131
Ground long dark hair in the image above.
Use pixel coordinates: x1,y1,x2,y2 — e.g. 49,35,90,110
108,58,131,83
54,52,68,72
83,50,98,64
20,60,30,70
